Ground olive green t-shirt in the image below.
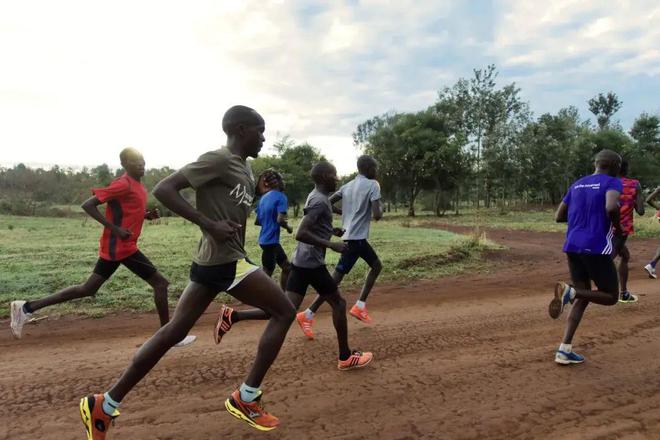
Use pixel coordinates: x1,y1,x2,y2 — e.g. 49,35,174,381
180,147,255,266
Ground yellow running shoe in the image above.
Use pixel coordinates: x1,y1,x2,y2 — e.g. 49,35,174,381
79,394,119,440
225,389,280,431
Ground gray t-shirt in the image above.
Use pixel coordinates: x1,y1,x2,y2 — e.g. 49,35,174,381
180,147,255,266
337,174,381,240
292,189,334,268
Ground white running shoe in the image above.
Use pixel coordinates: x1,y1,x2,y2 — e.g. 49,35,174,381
644,264,657,279
174,335,197,347
10,301,31,339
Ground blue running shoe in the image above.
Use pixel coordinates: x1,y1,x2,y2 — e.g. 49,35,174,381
549,282,574,319
555,350,584,365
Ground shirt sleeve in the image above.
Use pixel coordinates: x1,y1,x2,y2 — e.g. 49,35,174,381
607,177,623,193
92,177,130,203
276,193,289,214
180,151,227,189
562,187,572,205
370,180,382,202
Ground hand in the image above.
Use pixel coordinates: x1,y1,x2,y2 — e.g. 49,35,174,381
286,225,294,234
113,226,132,240
329,241,348,254
145,208,161,220
256,169,280,196
205,219,242,242
333,227,345,237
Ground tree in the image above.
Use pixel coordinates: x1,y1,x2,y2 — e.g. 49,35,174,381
588,91,622,130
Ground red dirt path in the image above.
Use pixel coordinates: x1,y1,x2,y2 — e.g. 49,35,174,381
2,227,660,440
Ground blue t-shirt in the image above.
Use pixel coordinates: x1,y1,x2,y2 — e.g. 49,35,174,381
256,190,289,245
562,173,623,255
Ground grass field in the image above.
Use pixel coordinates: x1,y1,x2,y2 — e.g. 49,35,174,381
0,214,491,318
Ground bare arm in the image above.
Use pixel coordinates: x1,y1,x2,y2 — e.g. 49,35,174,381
153,171,241,241
635,182,645,215
555,201,568,223
329,191,342,215
81,196,130,238
277,212,293,233
371,199,383,221
606,189,623,235
646,187,660,210
295,213,346,253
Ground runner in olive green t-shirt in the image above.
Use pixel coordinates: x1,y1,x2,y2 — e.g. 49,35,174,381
79,106,296,438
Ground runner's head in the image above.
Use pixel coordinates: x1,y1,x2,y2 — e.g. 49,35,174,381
120,147,145,179
594,149,621,177
311,161,338,193
258,169,285,193
222,105,265,159
619,159,629,177
357,155,378,179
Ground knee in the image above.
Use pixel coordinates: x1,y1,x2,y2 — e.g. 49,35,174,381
331,294,346,309
78,284,98,298
604,291,619,306
151,276,169,292
158,322,187,346
280,303,296,323
371,259,383,274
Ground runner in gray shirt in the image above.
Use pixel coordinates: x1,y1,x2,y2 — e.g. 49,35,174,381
298,155,383,337
215,161,374,372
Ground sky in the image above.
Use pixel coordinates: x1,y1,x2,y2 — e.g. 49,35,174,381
1,0,659,175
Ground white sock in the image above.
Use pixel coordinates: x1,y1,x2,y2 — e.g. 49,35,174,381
569,287,576,301
102,392,120,416
356,300,366,309
559,343,572,353
239,383,261,403
304,309,314,320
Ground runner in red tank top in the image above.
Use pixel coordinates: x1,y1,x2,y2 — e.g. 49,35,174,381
612,160,645,303
644,185,660,279
9,148,195,347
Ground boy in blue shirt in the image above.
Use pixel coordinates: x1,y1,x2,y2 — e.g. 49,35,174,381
550,149,623,365
255,170,293,290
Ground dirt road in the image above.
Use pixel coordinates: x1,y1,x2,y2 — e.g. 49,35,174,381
2,228,660,440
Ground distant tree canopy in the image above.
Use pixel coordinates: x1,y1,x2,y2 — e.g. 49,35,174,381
2,65,659,218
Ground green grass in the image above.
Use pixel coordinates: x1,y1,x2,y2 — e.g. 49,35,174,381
0,214,492,318
404,208,660,239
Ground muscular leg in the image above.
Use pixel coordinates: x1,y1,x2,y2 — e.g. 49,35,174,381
278,261,291,293
108,281,215,401
228,271,296,388
307,271,345,314
651,247,660,266
359,259,382,302
562,296,589,344
26,273,106,312
572,285,619,306
323,290,351,360
145,272,170,326
618,245,630,293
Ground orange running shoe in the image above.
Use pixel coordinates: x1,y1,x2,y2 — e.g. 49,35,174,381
225,389,280,431
349,304,372,324
338,350,374,371
214,305,234,345
296,311,315,339
79,394,119,440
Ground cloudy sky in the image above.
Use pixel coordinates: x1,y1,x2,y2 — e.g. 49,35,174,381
1,0,659,175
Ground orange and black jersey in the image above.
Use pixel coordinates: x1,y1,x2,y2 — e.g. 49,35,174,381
92,173,147,261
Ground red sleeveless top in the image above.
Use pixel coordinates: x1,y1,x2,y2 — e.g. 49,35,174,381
619,177,639,236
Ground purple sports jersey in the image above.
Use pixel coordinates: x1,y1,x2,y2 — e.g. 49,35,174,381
562,173,623,255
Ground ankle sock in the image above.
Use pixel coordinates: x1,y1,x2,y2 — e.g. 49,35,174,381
651,261,658,269
239,383,261,403
355,300,366,309
102,392,121,416
559,343,572,353
304,309,314,320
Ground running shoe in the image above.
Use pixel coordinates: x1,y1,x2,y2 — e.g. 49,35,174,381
10,300,31,339
619,291,639,304
296,312,314,339
555,350,585,365
214,305,234,345
225,389,280,431
338,350,374,371
80,394,119,440
174,335,197,347
349,304,373,324
549,282,574,319
644,264,657,279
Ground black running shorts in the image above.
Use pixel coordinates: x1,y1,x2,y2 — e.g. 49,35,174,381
189,259,260,295
566,253,619,296
335,240,380,275
93,250,158,281
260,244,288,274
286,265,338,296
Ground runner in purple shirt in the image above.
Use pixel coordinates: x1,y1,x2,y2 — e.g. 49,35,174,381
549,149,623,365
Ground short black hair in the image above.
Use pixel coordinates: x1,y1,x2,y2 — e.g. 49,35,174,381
357,155,377,174
594,149,621,168
222,105,264,135
310,161,336,184
620,159,629,176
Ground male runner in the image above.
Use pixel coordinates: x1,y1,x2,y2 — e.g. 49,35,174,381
214,161,373,371
643,185,660,279
549,149,623,365
10,148,195,347
611,160,644,303
255,170,293,291
79,106,297,438
297,155,383,338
